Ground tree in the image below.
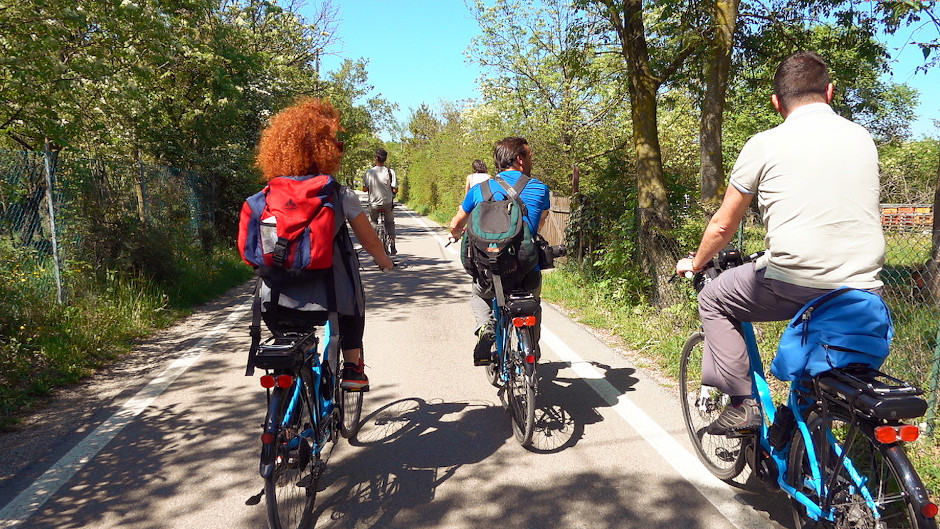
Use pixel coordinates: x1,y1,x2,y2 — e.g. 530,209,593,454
586,0,699,303
699,0,739,205
469,0,632,192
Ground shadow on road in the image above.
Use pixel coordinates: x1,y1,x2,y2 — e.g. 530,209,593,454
317,397,507,527
526,361,638,453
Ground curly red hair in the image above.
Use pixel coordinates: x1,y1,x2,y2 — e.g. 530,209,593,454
256,98,343,180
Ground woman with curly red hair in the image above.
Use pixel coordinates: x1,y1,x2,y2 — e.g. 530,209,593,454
253,98,393,391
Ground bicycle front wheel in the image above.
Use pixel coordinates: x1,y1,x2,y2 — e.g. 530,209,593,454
341,388,363,438
678,331,746,480
507,325,537,447
264,385,317,529
788,408,936,529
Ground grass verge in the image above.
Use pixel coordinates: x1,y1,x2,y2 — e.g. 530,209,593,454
0,246,253,431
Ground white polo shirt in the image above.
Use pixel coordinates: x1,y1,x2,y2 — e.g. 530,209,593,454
729,103,884,289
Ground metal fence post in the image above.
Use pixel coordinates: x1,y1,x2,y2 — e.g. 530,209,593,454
41,141,64,304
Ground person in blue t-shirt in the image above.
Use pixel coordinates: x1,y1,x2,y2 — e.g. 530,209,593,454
448,137,552,366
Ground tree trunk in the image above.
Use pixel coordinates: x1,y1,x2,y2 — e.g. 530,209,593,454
607,0,676,304
699,0,738,207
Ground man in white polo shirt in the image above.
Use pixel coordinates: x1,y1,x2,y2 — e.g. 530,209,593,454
675,51,885,436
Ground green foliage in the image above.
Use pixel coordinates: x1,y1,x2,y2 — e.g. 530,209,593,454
401,103,496,220
0,245,251,428
880,138,939,204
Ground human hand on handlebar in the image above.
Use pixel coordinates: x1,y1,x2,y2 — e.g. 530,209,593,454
374,258,408,272
676,253,697,278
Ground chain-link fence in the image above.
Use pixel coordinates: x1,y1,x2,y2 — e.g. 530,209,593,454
0,149,208,304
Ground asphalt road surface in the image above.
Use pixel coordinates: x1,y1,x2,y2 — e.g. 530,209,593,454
0,197,795,529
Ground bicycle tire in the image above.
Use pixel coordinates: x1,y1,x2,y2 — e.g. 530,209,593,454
507,325,537,447
376,211,390,255
340,389,363,438
788,408,937,529
678,331,747,480
264,385,317,529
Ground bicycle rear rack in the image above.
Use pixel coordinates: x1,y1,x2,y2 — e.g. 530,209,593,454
816,365,927,421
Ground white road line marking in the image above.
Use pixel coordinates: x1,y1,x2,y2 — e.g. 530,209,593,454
541,328,766,529
398,208,458,254
0,303,252,529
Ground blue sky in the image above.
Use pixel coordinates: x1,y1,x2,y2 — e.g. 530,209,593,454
308,0,938,139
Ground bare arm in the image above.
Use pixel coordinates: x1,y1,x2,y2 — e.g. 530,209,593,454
349,212,394,269
676,185,754,274
449,208,469,240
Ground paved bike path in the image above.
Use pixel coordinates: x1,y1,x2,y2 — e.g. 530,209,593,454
0,198,792,528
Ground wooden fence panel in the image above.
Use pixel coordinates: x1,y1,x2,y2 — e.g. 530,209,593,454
541,193,570,246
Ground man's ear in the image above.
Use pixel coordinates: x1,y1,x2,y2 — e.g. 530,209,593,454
771,94,784,116
825,83,834,103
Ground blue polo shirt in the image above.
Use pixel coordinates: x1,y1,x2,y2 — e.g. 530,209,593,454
461,170,551,234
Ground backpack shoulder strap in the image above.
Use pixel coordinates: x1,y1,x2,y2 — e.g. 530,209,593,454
493,175,529,217
481,180,494,201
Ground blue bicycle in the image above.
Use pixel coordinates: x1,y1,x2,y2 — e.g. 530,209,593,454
247,314,363,529
679,250,937,528
484,288,541,447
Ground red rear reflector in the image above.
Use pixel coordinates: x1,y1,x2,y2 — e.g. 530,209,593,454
277,375,294,388
261,433,275,445
899,424,920,442
512,316,537,327
260,375,275,388
526,354,536,364
874,426,898,444
922,503,938,519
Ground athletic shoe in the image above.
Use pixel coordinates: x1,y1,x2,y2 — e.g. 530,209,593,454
389,241,397,255
340,361,369,391
705,398,761,436
473,323,495,366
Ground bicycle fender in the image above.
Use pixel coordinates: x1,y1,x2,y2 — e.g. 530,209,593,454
883,444,936,526
259,388,284,479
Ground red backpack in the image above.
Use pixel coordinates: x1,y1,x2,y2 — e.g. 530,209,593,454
237,174,338,272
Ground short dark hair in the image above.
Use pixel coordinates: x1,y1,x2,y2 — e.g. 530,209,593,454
375,148,388,163
472,159,488,173
493,137,528,171
774,51,830,112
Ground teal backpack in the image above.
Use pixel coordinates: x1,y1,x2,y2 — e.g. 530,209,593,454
771,287,894,381
460,175,538,292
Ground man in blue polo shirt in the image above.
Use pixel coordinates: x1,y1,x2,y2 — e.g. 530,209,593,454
449,136,552,366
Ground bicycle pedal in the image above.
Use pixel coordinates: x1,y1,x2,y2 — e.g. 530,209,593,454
725,428,758,439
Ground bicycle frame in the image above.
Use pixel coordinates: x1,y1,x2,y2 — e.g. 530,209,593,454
260,319,340,479
492,297,511,383
741,321,881,523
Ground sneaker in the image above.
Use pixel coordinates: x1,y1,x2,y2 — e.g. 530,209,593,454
389,240,397,255
473,323,495,366
705,398,761,436
340,362,369,392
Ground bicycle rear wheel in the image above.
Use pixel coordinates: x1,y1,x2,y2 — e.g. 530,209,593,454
679,331,746,480
264,385,317,529
507,325,537,447
788,408,936,529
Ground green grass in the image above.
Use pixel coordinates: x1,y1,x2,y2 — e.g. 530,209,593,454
0,246,253,430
